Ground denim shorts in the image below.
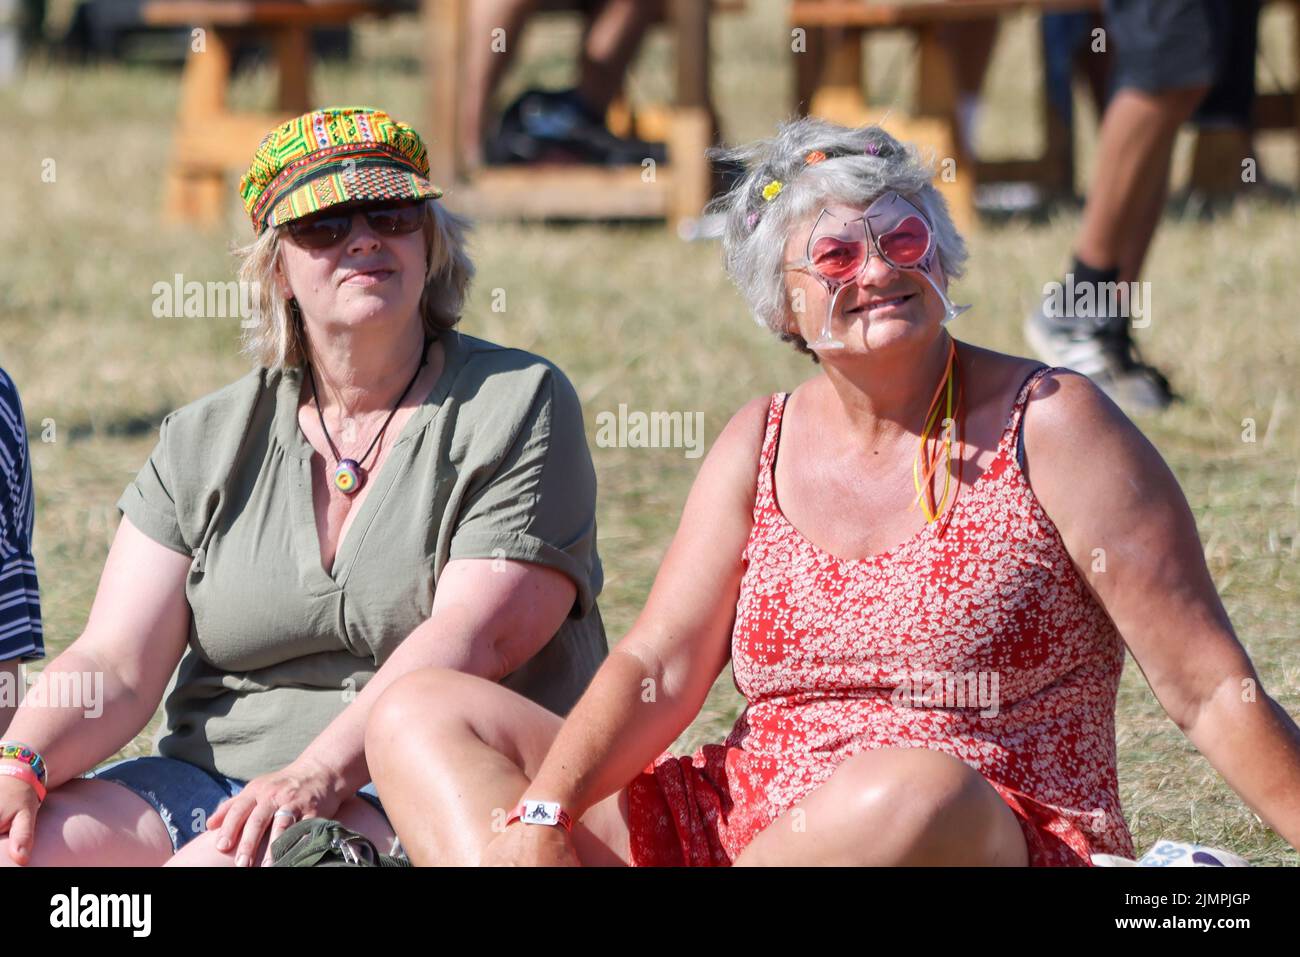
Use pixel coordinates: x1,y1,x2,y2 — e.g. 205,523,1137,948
83,755,389,854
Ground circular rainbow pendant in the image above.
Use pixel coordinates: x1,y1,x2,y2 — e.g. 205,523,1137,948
333,459,363,495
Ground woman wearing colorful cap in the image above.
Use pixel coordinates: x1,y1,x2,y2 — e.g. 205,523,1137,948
0,107,607,866
362,117,1300,866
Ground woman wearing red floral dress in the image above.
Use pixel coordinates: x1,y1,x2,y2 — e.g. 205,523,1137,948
364,118,1300,866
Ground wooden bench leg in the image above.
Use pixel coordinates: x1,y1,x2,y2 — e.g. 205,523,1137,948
794,25,826,114
1039,19,1077,200
607,93,634,139
1294,0,1300,185
163,24,233,226
807,27,869,124
275,25,312,113
427,0,463,189
916,25,973,233
162,164,227,226
1189,126,1254,197
668,106,713,227
669,0,713,228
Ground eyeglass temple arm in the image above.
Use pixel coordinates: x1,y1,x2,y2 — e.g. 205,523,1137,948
912,259,972,324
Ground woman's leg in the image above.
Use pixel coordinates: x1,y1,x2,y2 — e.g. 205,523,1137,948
733,747,1029,866
164,796,396,866
364,667,631,866
0,778,174,866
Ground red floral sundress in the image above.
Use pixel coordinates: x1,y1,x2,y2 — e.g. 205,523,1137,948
625,366,1135,866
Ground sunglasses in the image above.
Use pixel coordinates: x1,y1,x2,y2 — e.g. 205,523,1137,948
783,191,970,350
284,199,426,250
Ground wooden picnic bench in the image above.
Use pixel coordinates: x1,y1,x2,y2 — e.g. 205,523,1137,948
1188,0,1300,198
791,0,1300,227
143,0,409,225
147,0,1300,229
147,0,742,229
425,0,745,228
790,0,1106,230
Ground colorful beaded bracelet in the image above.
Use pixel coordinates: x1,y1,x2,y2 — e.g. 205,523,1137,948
0,742,48,786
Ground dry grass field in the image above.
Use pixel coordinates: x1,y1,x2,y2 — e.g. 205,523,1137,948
2,0,1298,862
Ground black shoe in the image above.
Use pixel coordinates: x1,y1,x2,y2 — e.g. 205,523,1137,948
484,87,668,166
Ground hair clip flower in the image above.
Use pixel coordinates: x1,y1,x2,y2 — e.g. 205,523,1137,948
804,150,827,165
762,179,784,202
867,142,880,156
746,211,760,230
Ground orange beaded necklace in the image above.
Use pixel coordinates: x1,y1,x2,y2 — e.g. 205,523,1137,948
909,336,965,531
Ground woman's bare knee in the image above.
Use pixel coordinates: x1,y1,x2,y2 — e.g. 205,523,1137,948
370,667,563,781
742,748,1026,866
366,667,521,754
0,779,173,867
830,748,1026,865
368,668,473,738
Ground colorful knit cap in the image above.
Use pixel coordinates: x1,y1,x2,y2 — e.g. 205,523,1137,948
239,106,444,234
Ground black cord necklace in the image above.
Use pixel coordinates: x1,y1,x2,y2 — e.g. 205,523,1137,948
305,334,431,496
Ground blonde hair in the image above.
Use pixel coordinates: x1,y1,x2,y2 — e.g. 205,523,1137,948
231,198,475,370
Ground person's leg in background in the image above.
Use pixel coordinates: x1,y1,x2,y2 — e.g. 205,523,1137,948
1077,2,1263,294
1073,85,1209,289
1025,0,1256,413
936,19,999,159
460,0,541,170
1040,11,1107,202
475,0,669,166
573,0,664,123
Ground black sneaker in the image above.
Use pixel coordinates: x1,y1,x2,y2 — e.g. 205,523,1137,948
1024,298,1178,412
484,87,668,167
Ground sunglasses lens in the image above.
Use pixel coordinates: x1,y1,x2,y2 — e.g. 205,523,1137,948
876,214,930,267
287,215,350,249
810,236,867,283
286,201,425,248
365,202,425,235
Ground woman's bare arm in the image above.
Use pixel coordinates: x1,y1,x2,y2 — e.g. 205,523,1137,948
295,556,581,797
520,396,771,818
4,517,192,787
1022,369,1300,850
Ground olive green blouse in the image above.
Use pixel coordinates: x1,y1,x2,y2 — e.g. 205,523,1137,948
116,330,607,782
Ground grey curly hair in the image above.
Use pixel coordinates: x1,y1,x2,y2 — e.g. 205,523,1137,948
231,198,475,370
706,115,968,361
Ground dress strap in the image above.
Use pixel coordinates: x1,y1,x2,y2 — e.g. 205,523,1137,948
1001,365,1057,467
739,392,789,565
743,390,780,530
753,392,789,513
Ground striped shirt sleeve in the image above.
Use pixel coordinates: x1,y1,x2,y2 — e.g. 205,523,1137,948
0,368,44,662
